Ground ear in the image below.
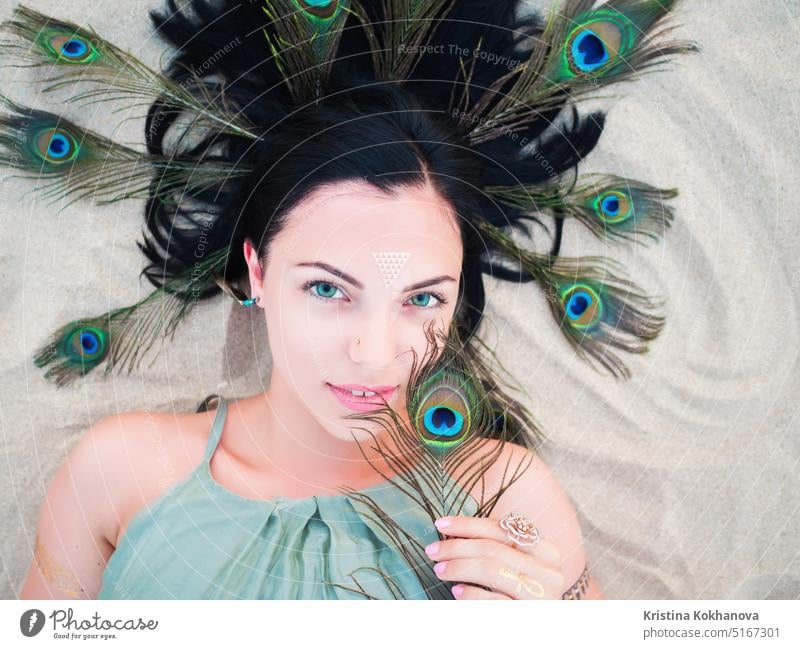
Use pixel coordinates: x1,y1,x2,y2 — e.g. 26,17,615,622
243,238,264,303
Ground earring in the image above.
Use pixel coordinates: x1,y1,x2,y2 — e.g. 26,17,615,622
211,272,261,307
355,337,360,345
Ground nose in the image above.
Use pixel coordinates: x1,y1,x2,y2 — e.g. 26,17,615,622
348,306,400,369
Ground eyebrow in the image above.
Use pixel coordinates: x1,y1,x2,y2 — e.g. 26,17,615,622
295,261,457,293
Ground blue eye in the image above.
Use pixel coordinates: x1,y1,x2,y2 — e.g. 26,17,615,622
307,281,347,301
407,293,444,308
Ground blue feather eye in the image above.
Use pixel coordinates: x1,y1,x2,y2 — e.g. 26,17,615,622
561,12,630,79
410,369,473,450
422,405,464,439
560,283,603,330
62,325,108,367
570,27,613,72
594,190,633,224
34,322,110,385
601,194,620,215
33,127,79,164
43,32,98,63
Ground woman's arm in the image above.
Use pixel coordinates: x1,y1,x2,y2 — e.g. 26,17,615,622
20,414,132,599
506,443,605,599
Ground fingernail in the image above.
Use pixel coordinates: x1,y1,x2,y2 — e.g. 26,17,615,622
424,542,440,557
434,517,451,530
452,584,464,598
433,561,448,575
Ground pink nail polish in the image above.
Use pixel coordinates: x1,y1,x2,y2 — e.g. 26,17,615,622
434,517,451,530
425,542,440,557
433,561,447,575
452,584,464,598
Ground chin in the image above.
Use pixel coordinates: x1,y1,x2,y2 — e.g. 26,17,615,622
335,416,387,442
336,427,376,443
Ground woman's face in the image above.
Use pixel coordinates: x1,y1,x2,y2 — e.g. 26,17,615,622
244,180,464,442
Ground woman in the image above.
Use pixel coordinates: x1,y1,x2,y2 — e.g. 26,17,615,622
20,179,598,599
7,0,693,599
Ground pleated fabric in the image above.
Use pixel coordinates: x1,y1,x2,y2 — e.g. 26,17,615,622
99,397,478,599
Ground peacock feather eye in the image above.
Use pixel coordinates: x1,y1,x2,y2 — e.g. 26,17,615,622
410,369,473,450
62,325,108,367
592,190,633,224
566,19,623,75
32,127,80,165
292,0,342,21
558,5,650,81
41,31,98,63
559,283,603,329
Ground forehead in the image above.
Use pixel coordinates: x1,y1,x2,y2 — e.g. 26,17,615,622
271,181,463,270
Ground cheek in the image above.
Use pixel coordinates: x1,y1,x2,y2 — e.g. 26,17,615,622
264,293,332,379
403,310,454,356
392,315,452,396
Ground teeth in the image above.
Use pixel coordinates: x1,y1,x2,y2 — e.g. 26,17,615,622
350,389,377,397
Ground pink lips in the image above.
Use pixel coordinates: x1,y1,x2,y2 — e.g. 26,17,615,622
327,383,397,413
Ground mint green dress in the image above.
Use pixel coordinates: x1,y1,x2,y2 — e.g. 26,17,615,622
98,397,478,599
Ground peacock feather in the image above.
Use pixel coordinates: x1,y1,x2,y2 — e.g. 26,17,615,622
486,174,678,244
0,4,257,139
351,0,457,80
326,321,538,599
33,247,231,386
467,0,698,144
261,0,353,101
478,220,665,380
0,95,249,207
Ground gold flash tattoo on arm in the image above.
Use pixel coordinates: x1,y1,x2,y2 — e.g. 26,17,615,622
33,533,86,598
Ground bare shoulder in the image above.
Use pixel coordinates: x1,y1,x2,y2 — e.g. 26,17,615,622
82,405,215,548
19,404,215,599
473,439,604,599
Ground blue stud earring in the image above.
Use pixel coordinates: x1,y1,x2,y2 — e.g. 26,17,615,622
241,295,260,307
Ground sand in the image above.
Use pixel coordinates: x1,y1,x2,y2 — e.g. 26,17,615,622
0,0,798,598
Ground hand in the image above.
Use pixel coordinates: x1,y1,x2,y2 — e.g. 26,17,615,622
424,515,565,600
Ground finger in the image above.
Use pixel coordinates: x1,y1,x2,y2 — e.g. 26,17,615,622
451,583,511,600
434,515,561,567
426,537,549,575
433,557,565,600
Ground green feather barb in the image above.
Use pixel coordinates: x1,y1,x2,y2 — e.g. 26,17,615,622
478,220,666,380
0,95,249,207
0,4,257,139
33,247,232,386
468,0,698,143
261,0,353,101
350,0,458,81
486,174,679,244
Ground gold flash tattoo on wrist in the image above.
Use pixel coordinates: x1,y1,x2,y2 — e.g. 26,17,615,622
498,566,545,598
34,534,85,598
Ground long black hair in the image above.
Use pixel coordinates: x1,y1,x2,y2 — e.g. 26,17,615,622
138,0,607,447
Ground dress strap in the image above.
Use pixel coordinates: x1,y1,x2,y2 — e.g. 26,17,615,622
203,396,228,463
